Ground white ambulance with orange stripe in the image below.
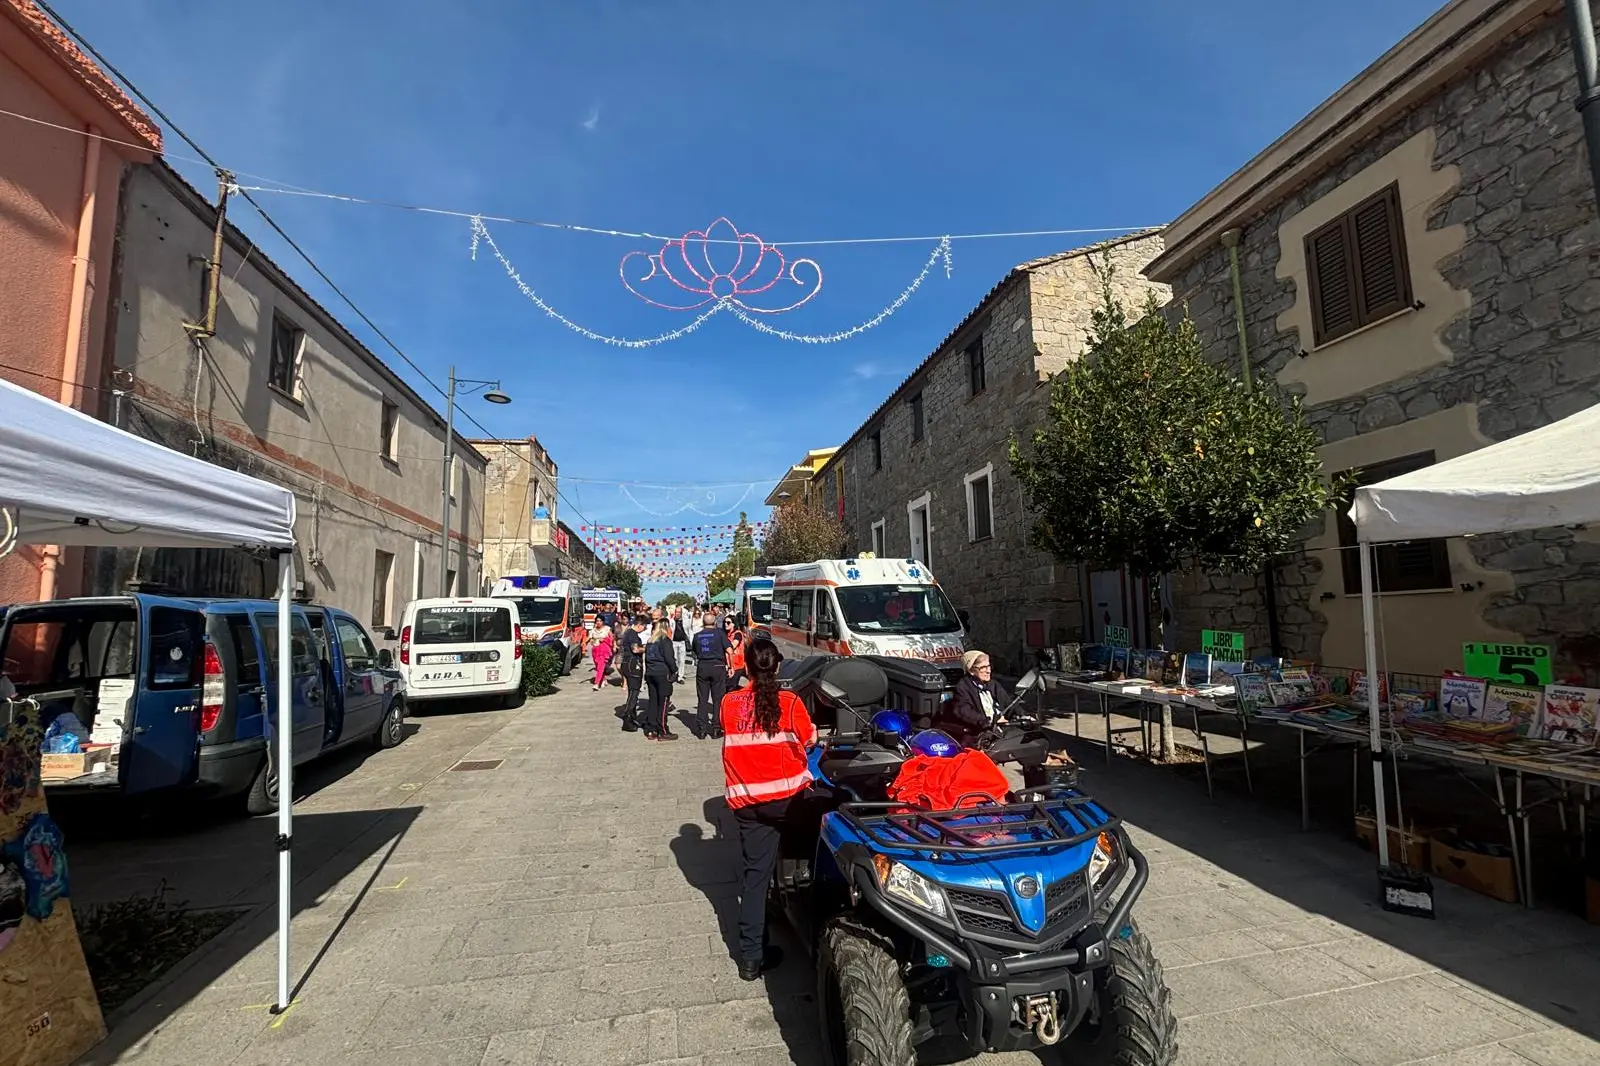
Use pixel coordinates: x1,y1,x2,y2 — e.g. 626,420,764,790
766,557,966,665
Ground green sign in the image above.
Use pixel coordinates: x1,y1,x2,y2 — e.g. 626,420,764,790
1103,625,1131,649
1462,642,1553,687
1201,629,1246,663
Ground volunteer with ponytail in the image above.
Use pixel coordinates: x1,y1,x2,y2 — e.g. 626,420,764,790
719,636,815,980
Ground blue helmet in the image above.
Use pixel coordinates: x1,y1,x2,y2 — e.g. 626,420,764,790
909,729,961,758
870,709,913,747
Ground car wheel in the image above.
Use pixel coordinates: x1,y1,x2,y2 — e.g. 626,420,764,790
376,698,406,749
244,756,277,817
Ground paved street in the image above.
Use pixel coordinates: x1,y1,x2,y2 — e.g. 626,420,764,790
78,678,1600,1066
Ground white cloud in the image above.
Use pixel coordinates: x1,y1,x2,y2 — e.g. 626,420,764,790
581,103,602,131
853,362,880,379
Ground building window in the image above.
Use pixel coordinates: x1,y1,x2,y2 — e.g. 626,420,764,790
870,518,886,557
380,400,399,461
967,337,986,396
871,430,883,472
1305,183,1412,346
964,463,994,541
446,569,457,596
910,392,925,443
1335,451,1451,594
907,492,931,567
269,313,305,398
835,466,844,521
372,549,395,628
448,454,460,503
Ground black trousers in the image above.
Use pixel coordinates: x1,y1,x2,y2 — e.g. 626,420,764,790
696,667,727,735
734,796,790,963
646,674,672,734
623,668,643,724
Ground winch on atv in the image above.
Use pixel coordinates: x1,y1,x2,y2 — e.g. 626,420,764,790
770,654,1178,1065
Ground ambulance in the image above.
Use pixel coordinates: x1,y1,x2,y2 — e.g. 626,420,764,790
766,557,966,665
733,576,774,633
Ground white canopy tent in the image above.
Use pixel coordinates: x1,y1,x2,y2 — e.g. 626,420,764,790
0,376,300,1012
1349,401,1600,870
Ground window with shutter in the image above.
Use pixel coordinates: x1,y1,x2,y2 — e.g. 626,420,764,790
1305,182,1412,346
1335,451,1452,594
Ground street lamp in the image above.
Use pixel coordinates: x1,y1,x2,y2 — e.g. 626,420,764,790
440,365,511,596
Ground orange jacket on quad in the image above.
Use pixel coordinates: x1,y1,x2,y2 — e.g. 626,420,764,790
720,688,816,808
887,749,1010,810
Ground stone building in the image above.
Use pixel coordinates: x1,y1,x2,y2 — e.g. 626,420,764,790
98,160,487,638
1144,0,1600,678
473,435,579,587
816,232,1169,672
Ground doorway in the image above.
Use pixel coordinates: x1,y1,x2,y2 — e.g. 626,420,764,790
1089,567,1150,645
907,493,931,566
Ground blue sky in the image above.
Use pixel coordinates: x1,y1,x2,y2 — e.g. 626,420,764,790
54,0,1442,598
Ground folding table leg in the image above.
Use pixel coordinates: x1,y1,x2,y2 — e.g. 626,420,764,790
1300,729,1310,832
1193,704,1213,799
1494,767,1526,907
1519,771,1534,909
1240,714,1254,795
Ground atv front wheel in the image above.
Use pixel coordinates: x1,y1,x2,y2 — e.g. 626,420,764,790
1057,917,1177,1065
818,918,915,1066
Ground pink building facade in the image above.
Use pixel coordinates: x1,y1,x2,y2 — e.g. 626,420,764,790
0,0,161,604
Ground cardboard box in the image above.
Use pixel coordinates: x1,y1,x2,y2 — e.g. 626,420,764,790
1354,814,1431,869
39,744,115,781
1429,834,1519,904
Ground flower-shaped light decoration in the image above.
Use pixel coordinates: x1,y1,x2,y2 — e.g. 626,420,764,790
620,217,822,313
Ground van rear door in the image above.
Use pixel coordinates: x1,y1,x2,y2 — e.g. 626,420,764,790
408,602,516,693
124,598,205,794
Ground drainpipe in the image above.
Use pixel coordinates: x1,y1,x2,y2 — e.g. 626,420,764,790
1221,228,1282,657
40,125,103,603
1566,0,1600,214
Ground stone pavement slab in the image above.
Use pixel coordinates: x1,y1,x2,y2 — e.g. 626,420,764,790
77,673,1600,1066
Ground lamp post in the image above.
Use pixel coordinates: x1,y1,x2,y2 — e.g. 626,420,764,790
440,365,511,596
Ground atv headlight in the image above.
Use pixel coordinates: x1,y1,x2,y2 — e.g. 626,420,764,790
872,855,947,918
1088,832,1119,890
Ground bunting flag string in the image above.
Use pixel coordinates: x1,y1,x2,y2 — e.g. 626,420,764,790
580,522,767,534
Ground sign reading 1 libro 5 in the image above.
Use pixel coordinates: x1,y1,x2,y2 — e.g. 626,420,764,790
1201,629,1246,663
1103,625,1131,649
1462,642,1553,687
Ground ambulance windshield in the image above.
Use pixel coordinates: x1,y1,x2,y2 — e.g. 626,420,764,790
835,584,962,635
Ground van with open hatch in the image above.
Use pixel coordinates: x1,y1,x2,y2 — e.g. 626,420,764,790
767,557,966,668
399,597,522,707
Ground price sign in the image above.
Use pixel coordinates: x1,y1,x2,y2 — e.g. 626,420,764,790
1201,629,1246,663
1103,625,1131,649
1462,642,1552,687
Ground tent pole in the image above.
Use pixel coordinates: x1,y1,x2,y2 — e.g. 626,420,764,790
273,551,294,1013
1359,540,1390,870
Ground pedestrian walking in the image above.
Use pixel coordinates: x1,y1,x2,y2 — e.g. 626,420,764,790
644,621,680,741
692,614,732,739
719,637,814,979
617,616,647,731
590,615,615,691
671,607,690,675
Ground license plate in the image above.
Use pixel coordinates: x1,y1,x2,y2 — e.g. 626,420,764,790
420,653,462,665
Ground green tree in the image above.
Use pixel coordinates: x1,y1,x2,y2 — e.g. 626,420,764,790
596,559,643,599
1008,278,1336,600
659,591,696,609
760,499,848,568
707,511,760,597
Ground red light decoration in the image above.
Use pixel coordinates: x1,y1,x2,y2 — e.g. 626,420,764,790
620,217,821,313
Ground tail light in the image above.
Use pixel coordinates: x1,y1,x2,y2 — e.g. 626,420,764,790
400,625,412,666
513,623,523,657
200,641,224,733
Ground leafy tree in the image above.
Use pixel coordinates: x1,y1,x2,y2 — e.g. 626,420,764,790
596,559,643,599
659,591,696,609
708,512,760,596
760,499,848,568
1008,278,1336,595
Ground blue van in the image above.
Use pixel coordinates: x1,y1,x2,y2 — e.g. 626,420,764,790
0,593,404,814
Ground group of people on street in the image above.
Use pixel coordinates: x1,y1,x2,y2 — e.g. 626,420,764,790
588,602,751,741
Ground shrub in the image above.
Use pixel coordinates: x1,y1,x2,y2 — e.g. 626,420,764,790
521,643,562,697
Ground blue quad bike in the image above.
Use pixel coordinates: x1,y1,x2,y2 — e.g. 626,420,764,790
771,657,1177,1066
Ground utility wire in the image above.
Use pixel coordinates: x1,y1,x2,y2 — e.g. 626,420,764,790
33,0,605,541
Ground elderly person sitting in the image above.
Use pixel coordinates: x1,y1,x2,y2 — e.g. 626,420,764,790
941,650,1010,747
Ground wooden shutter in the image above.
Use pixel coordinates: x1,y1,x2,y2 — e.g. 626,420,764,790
1306,221,1357,344
1351,184,1411,324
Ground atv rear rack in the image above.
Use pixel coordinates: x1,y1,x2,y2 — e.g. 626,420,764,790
838,791,1119,857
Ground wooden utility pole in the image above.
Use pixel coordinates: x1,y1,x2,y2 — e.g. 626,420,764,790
198,170,233,336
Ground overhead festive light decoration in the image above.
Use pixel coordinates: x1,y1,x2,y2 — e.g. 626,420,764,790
470,215,953,348
620,483,757,518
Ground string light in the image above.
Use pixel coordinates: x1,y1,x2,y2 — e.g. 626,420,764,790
472,215,952,348
620,483,757,517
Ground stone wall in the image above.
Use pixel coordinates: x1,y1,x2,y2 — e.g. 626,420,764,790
1157,11,1600,677
820,233,1168,673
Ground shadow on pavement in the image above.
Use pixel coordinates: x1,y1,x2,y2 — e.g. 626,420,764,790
670,798,825,1066
1052,729,1600,1039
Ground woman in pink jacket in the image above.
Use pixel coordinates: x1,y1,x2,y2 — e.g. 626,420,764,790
591,618,615,691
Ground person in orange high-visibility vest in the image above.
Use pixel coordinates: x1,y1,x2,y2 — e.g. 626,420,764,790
719,636,815,980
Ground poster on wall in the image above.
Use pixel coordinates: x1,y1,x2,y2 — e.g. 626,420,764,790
0,697,106,1066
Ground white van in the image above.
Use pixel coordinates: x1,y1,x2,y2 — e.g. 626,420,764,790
399,597,523,707
767,558,966,665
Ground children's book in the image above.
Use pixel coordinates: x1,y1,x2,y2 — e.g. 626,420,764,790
1480,683,1542,737
1276,667,1312,684
1537,684,1600,745
1390,691,1436,724
1350,671,1389,707
1236,673,1271,713
1439,676,1488,721
1269,679,1318,706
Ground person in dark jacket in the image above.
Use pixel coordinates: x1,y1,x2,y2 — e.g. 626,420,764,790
644,621,681,741
616,616,648,731
939,650,1010,747
692,616,732,739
